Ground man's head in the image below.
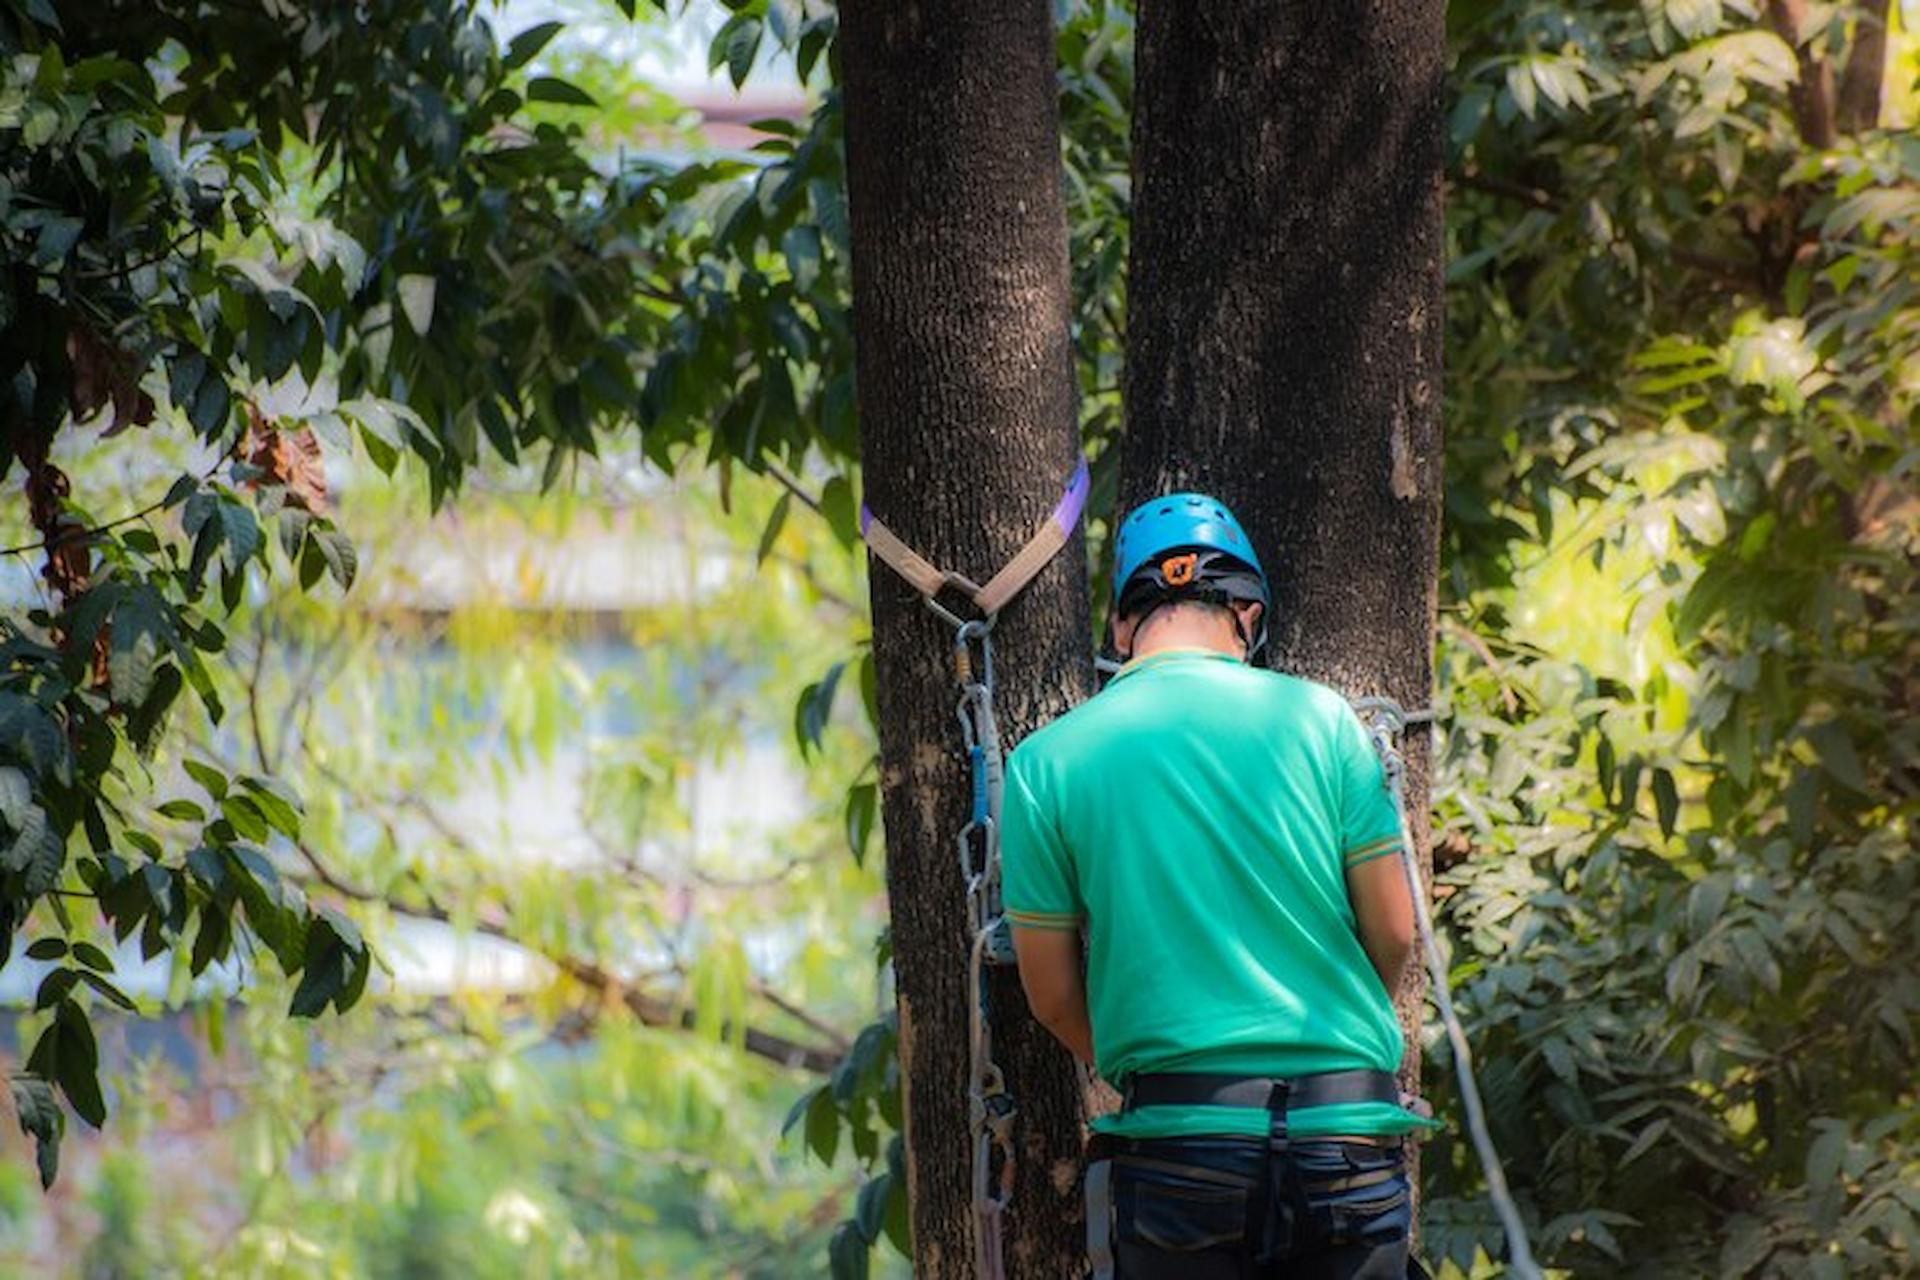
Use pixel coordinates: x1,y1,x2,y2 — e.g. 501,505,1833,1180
1110,494,1269,661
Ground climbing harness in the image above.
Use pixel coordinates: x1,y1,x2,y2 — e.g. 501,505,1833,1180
860,458,1090,1280
1354,697,1542,1280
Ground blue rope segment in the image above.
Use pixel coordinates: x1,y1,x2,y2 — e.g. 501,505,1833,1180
970,744,989,822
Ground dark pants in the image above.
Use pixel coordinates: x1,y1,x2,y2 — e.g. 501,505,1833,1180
1094,1135,1418,1279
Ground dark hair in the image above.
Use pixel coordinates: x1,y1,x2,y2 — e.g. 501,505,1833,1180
1118,592,1237,628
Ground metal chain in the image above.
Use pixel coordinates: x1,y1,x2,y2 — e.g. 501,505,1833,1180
858,463,1087,1280
1352,697,1543,1280
950,617,1017,1280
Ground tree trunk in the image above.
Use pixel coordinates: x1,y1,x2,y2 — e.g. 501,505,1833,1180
1835,0,1892,135
1767,0,1840,148
840,3,1095,1275
1118,0,1447,1183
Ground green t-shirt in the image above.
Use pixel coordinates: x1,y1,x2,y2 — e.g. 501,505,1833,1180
1002,647,1437,1140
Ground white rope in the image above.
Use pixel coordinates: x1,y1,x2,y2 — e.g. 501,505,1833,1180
1353,696,1542,1280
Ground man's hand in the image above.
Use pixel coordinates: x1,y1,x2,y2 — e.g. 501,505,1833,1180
1010,925,1095,1065
1346,853,1416,996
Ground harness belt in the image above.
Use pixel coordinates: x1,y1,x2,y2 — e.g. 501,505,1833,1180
1084,1069,1406,1280
1120,1068,1400,1113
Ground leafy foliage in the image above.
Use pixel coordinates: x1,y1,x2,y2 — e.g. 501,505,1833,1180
1424,1,1918,1273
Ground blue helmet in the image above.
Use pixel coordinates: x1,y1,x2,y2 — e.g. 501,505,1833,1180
1111,493,1270,655
1113,493,1267,605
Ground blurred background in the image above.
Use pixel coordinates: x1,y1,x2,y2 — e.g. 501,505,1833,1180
0,0,1915,1276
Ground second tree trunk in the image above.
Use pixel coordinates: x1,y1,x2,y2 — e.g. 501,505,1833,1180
1118,0,1448,1146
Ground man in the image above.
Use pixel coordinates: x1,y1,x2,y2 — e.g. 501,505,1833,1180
1003,492,1436,1279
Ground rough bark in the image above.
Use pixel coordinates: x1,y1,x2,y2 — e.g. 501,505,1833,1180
840,3,1095,1275
1118,0,1446,1185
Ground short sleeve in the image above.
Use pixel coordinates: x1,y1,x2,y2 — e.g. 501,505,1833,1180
1336,707,1405,869
1000,753,1083,931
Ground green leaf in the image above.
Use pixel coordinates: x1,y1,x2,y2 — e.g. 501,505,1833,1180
782,225,822,294
290,907,362,1016
725,17,763,88
795,662,846,758
827,1220,868,1280
0,765,31,828
183,759,229,800
218,500,261,566
1686,875,1730,938
289,934,347,1017
25,938,67,961
859,655,878,731
805,1083,840,1166
229,844,306,971
845,781,877,866
188,371,231,436
108,587,169,708
883,1169,909,1254
70,942,112,972
525,76,596,107
77,970,135,1012
8,804,66,896
757,491,793,565
1806,720,1866,792
1806,1120,1848,1187
168,351,207,410
855,1173,890,1243
1619,1118,1669,1167
808,178,850,255
127,663,184,756
1505,61,1538,119
312,526,358,590
1652,768,1679,838
238,775,303,838
299,532,327,590
10,1077,63,1189
503,20,564,69
53,1002,104,1127
397,273,436,335
819,372,857,455
782,1085,821,1138
157,799,205,822
190,907,231,976
819,475,857,547
222,794,270,841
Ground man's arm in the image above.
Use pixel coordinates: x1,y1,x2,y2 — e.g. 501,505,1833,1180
1346,852,1416,996
1010,925,1095,1065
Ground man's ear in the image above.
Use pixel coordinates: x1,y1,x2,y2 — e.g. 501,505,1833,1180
1235,601,1264,653
1112,611,1137,658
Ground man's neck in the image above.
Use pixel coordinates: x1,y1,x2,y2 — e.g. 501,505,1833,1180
1131,611,1244,661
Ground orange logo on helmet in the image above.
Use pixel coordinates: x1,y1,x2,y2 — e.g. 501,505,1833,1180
1162,552,1198,586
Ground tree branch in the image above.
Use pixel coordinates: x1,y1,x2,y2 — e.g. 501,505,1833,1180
288,840,844,1074
762,459,824,515
1836,0,1892,134
1450,168,1775,296
1766,0,1838,148
1451,169,1557,213
68,228,202,283
0,460,220,558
